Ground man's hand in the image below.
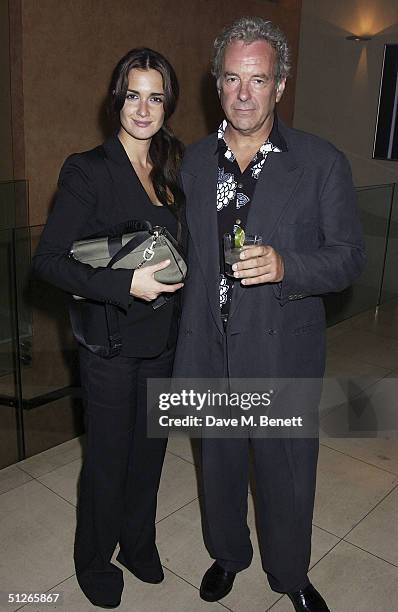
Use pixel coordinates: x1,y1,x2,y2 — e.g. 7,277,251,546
232,245,284,285
130,259,184,301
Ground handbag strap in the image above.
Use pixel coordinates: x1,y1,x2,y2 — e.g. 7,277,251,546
107,231,151,267
69,300,122,358
101,235,151,357
176,218,182,245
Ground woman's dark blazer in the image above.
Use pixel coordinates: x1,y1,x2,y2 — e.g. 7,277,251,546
33,134,182,358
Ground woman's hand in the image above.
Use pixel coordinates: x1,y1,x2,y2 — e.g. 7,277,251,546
130,259,184,301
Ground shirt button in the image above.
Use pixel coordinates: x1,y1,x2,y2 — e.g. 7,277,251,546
237,183,243,189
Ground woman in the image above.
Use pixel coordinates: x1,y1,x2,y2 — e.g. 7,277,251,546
33,48,185,608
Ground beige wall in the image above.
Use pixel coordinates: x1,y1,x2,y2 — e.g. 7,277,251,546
294,0,398,186
14,0,302,225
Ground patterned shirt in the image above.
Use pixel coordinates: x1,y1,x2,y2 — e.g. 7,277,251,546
217,115,287,318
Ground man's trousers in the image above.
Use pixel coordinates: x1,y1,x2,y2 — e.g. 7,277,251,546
201,435,319,593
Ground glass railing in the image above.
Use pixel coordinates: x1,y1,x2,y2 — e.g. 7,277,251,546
0,180,30,467
0,224,84,468
0,181,396,467
378,184,398,306
323,183,397,325
0,179,29,229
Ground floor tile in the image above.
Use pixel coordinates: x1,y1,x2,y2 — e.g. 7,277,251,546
0,480,75,609
351,302,398,340
309,526,340,566
157,497,213,587
17,437,84,478
319,377,365,419
326,317,355,342
267,540,398,612
0,465,32,495
320,375,398,438
38,459,82,506
17,568,225,612
156,452,199,521
313,445,398,537
321,433,398,475
324,349,390,382
166,432,199,465
345,485,398,565
327,329,398,370
36,450,199,521
157,495,339,612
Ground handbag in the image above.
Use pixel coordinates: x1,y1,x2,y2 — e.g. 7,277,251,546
68,219,186,358
70,219,186,289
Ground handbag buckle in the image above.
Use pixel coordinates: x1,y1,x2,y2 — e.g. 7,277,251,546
143,236,157,261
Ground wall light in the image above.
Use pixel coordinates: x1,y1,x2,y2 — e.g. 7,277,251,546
346,35,373,42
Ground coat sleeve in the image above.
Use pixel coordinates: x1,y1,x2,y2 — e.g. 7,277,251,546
274,150,366,306
32,153,134,311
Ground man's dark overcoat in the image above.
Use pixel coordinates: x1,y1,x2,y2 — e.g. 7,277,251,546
173,121,366,384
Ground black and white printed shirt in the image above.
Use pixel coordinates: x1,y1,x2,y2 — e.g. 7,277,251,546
217,116,287,318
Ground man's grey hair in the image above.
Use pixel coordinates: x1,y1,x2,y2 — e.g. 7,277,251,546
212,16,291,85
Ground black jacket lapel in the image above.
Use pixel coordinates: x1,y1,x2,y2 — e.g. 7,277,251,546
101,135,146,219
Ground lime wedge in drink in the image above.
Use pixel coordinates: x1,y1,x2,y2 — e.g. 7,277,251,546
234,227,245,248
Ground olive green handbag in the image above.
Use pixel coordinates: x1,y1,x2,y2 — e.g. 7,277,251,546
70,221,186,289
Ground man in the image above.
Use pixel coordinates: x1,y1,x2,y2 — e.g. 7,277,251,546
173,16,365,611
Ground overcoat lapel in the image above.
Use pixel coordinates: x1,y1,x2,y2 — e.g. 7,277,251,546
229,149,303,319
182,146,223,333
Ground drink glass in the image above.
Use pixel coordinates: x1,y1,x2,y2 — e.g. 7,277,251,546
223,233,262,277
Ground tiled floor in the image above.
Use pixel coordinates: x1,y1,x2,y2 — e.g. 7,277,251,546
1,303,398,611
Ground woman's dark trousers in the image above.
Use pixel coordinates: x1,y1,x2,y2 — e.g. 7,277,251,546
74,345,173,606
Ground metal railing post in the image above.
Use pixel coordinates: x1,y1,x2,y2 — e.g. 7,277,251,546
376,182,396,313
9,227,26,460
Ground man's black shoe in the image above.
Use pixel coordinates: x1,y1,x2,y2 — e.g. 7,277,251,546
199,561,236,602
287,583,330,611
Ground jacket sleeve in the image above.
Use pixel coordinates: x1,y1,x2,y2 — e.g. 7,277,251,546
32,153,134,311
274,150,366,306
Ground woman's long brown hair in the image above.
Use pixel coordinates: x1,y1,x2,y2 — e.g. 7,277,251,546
109,47,185,217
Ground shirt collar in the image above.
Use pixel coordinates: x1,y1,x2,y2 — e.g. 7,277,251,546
215,113,288,154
